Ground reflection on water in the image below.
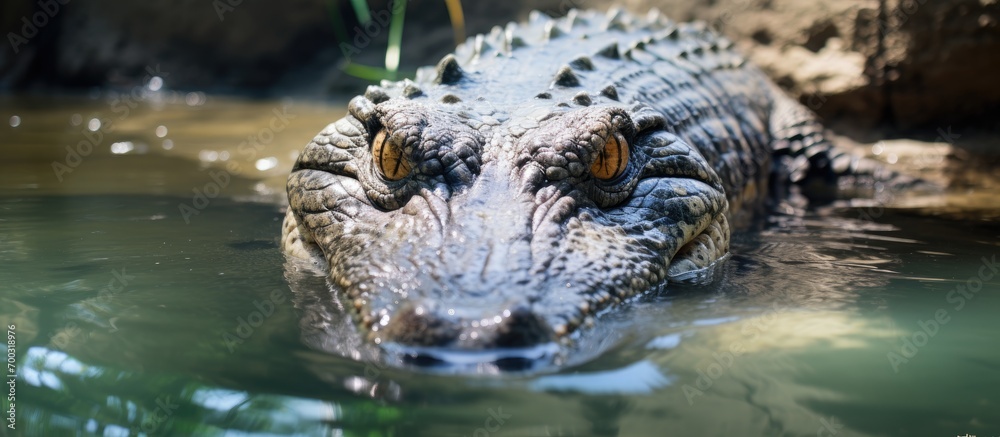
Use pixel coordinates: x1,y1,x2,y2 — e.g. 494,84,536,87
0,93,344,199
1,95,999,436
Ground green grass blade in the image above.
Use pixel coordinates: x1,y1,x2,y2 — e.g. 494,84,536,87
348,0,371,23
385,0,407,78
341,63,414,81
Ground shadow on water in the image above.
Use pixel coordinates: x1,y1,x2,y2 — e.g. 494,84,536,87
1,94,999,436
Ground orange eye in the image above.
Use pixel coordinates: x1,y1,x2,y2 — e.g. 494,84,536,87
591,132,629,180
372,129,412,181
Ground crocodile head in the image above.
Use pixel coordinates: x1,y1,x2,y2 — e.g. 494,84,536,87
284,26,731,358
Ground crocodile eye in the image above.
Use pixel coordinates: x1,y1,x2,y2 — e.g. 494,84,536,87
372,128,411,181
591,132,629,180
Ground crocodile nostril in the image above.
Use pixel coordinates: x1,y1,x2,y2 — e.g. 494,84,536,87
491,307,553,347
380,304,460,347
380,304,553,348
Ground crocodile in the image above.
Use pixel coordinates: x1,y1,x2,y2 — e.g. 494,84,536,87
281,8,886,357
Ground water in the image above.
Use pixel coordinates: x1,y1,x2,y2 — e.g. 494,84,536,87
2,94,999,436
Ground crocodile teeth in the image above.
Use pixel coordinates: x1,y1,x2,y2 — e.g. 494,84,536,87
551,65,580,88
434,54,464,85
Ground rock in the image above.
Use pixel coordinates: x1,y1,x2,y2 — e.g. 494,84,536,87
883,0,1000,128
586,0,1000,128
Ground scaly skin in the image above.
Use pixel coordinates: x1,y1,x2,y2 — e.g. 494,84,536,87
282,9,853,353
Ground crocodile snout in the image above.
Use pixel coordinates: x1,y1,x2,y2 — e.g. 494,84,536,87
380,303,554,349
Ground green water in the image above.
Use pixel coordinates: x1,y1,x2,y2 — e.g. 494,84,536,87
1,94,999,436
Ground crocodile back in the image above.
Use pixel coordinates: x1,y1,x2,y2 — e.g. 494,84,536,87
405,8,778,212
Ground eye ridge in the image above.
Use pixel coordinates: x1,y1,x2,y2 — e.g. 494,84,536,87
372,128,412,181
591,131,630,181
